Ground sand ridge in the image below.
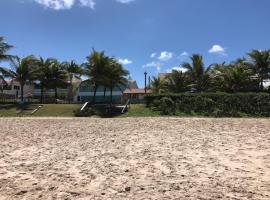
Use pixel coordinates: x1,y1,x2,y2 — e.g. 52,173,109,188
0,118,270,199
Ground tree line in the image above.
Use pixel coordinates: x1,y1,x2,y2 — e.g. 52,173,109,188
0,37,129,104
151,51,270,94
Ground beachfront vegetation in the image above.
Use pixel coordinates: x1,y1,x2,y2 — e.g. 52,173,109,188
1,36,270,117
152,51,270,94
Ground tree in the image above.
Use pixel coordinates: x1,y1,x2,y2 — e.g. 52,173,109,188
62,60,82,103
0,37,14,62
247,50,270,90
164,70,188,93
33,57,56,103
47,60,68,103
83,49,111,104
0,55,37,102
151,77,165,94
182,54,211,92
105,58,129,105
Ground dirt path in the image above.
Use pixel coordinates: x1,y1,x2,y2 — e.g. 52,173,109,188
0,118,270,199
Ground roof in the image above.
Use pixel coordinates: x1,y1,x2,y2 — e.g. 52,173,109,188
123,88,151,94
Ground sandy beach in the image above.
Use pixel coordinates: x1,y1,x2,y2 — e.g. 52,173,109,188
0,118,270,199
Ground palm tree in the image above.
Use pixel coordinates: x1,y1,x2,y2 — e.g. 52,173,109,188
164,70,187,93
182,54,211,92
247,50,270,90
0,37,14,62
34,57,55,103
0,55,37,102
62,60,82,103
83,49,111,104
48,60,68,103
0,67,14,97
151,77,165,94
105,58,129,105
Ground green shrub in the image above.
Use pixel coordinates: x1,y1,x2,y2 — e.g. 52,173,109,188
74,107,96,117
145,93,270,117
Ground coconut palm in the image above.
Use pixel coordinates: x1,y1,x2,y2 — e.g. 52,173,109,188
182,54,211,92
62,60,82,103
0,55,37,102
33,57,56,103
164,70,188,93
105,58,129,105
247,50,270,90
0,37,14,62
151,77,165,94
47,60,68,103
83,49,111,104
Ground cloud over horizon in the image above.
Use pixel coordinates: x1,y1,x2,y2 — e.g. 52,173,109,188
33,0,135,10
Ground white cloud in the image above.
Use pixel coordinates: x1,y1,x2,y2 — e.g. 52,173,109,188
79,0,96,9
118,58,133,65
180,51,189,57
166,66,187,73
150,53,156,58
209,45,226,55
142,61,162,71
115,0,135,3
34,0,75,10
158,51,173,61
33,0,135,10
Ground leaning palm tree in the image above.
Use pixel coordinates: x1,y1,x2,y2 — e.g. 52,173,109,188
182,54,211,92
0,55,37,102
83,49,111,104
0,36,14,62
62,60,82,103
247,50,270,90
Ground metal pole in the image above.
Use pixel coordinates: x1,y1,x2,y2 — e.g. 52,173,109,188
144,72,147,94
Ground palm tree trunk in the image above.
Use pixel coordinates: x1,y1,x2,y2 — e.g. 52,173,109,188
68,75,73,103
110,87,113,115
92,85,97,104
103,87,106,103
40,83,44,103
20,83,24,102
55,86,58,104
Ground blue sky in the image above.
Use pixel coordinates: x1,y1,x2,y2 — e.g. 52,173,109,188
1,0,270,87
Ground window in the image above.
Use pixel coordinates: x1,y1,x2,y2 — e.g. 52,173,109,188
14,85,20,90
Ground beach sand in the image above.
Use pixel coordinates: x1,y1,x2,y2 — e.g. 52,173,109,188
0,118,269,199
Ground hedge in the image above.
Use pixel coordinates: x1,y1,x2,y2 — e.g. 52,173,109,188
145,93,270,117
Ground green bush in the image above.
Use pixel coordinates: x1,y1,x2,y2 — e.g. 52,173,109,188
151,97,176,115
74,107,96,117
145,93,270,117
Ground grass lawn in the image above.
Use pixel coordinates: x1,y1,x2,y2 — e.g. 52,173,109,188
0,104,81,117
121,104,160,117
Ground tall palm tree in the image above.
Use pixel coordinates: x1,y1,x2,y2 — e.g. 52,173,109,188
182,54,211,92
83,49,111,104
248,50,270,90
0,55,37,102
62,60,82,103
0,37,14,62
34,57,55,103
48,60,68,103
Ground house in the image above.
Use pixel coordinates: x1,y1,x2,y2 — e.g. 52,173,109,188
1,80,34,99
74,78,139,103
33,80,82,101
123,88,151,104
